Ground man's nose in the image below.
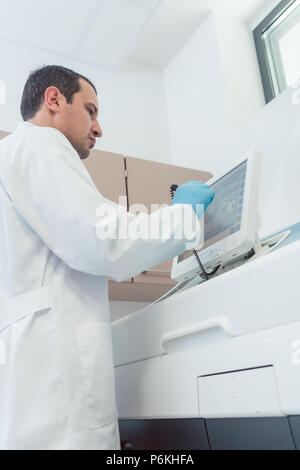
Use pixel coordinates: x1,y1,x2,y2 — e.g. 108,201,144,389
92,120,103,138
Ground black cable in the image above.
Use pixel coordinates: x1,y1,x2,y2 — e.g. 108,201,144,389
170,184,220,281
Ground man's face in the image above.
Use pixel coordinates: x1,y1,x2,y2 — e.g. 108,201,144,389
56,78,102,159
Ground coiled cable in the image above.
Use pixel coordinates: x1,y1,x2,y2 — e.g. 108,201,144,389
170,184,220,281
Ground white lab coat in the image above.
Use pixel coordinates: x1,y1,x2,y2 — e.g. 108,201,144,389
0,121,200,450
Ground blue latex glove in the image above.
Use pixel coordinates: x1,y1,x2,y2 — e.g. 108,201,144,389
171,181,215,219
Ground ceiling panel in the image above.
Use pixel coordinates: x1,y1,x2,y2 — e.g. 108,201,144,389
128,0,207,68
134,0,161,8
129,0,281,68
76,0,161,70
0,0,99,56
0,0,279,70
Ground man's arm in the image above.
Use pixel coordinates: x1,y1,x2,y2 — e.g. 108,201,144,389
4,133,202,282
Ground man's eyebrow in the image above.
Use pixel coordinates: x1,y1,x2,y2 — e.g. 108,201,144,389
86,103,98,115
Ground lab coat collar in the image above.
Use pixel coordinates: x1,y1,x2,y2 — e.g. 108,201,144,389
17,120,63,136
16,121,73,147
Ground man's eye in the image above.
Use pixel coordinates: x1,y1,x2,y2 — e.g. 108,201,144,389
88,109,94,116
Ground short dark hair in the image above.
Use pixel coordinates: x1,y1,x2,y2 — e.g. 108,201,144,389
20,65,97,121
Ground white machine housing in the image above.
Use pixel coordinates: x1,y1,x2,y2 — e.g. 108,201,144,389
171,151,261,283
112,236,300,421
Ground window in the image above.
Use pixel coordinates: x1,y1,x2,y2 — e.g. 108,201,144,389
254,0,300,103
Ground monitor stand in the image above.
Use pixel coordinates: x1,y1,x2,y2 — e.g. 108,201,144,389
153,229,292,305
252,230,291,258
215,229,292,277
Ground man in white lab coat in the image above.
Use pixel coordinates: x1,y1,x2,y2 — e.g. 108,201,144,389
0,65,214,450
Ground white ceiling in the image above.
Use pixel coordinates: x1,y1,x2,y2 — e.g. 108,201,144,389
0,0,280,71
0,0,162,70
128,0,281,68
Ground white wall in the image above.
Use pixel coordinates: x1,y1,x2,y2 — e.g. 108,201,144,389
214,12,266,128
0,40,171,164
164,10,300,238
248,0,282,29
164,13,231,174
223,86,300,238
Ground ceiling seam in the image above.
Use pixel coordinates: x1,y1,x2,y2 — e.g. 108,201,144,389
71,0,106,57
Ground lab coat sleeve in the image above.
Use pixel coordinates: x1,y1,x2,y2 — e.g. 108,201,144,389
4,132,201,282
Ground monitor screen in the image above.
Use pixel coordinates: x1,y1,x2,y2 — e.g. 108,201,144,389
178,160,247,263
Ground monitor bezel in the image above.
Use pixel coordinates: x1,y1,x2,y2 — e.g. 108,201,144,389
171,150,261,282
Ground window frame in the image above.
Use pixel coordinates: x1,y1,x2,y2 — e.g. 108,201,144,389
253,0,299,103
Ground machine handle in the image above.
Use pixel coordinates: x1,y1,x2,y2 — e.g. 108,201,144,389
160,317,234,353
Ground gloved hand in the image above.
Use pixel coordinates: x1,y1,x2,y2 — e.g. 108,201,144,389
171,181,215,219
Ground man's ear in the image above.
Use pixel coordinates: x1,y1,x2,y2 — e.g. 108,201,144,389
44,86,61,113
